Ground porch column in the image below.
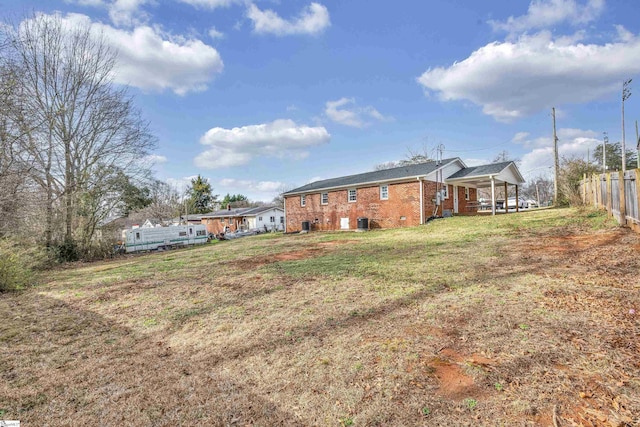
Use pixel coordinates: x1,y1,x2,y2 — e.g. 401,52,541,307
504,182,508,214
490,176,496,216
515,184,519,213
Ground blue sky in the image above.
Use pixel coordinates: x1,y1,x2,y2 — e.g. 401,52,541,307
3,0,639,201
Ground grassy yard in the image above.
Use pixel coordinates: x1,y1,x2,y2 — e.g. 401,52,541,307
1,208,639,426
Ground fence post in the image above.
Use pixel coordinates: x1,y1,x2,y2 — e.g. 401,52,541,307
619,171,626,225
606,172,612,217
636,169,640,230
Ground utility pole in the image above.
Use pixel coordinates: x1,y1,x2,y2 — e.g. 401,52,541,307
552,107,559,205
603,132,608,173
622,79,632,173
535,182,540,207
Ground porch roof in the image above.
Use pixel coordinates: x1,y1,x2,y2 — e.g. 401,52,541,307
445,161,525,188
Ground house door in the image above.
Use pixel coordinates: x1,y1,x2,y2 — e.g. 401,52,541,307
453,185,459,214
188,226,194,243
340,217,350,230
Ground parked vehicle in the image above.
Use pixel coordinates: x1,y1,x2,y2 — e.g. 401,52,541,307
507,197,528,209
122,224,208,253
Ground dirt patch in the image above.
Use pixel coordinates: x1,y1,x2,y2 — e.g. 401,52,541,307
427,348,491,399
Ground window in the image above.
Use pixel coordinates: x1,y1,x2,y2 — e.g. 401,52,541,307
135,232,140,239
258,216,262,221
196,230,206,236
348,188,357,202
442,185,449,199
280,216,284,224
321,192,328,205
465,187,470,200
228,218,232,224
179,231,187,237
301,195,306,206
380,185,389,200
270,216,275,223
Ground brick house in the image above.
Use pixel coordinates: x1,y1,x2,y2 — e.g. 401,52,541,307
200,206,284,234
283,158,524,232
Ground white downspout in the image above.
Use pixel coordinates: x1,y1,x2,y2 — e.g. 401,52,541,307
418,177,424,224
283,197,287,233
490,176,496,216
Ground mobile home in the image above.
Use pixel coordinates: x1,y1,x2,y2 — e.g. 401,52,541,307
123,224,208,253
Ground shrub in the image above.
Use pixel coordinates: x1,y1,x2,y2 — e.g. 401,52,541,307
0,239,48,292
51,238,79,263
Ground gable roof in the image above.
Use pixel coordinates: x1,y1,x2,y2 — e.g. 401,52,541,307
446,161,525,186
446,161,513,179
284,158,462,195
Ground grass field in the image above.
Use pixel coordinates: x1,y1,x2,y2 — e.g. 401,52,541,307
1,207,639,426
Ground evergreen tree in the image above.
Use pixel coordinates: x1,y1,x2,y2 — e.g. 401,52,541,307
186,175,217,214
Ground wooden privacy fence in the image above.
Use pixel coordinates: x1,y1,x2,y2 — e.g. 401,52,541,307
580,169,640,232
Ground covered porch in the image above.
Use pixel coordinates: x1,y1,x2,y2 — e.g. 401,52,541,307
445,161,526,216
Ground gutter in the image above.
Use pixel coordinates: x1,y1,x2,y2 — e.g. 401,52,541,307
418,176,424,225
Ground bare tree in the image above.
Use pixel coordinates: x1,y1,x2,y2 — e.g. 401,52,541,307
3,14,156,252
374,145,435,171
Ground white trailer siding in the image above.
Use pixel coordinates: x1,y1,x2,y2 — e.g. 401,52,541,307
124,224,208,253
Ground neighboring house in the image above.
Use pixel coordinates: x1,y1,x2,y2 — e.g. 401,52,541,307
283,158,525,232
169,214,204,226
97,216,164,242
200,206,284,234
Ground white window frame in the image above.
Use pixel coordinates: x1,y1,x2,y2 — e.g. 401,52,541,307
380,185,389,200
321,192,328,205
442,185,449,199
465,186,470,200
300,194,306,207
348,188,357,203
270,216,275,223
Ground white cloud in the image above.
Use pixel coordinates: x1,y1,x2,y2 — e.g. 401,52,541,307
489,0,605,35
219,178,285,193
180,0,240,9
519,128,600,178
247,2,330,36
166,175,198,194
325,98,392,128
208,26,224,39
512,132,530,143
33,13,223,95
417,31,640,121
65,0,107,6
142,154,168,165
66,0,153,27
50,13,224,95
195,119,331,169
108,0,152,27
616,25,634,42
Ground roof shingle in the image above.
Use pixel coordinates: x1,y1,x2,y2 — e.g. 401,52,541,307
284,158,460,195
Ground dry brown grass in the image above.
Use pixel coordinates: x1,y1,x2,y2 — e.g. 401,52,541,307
1,208,639,426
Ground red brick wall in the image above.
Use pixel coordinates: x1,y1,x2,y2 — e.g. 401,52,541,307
202,217,242,234
284,180,478,232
